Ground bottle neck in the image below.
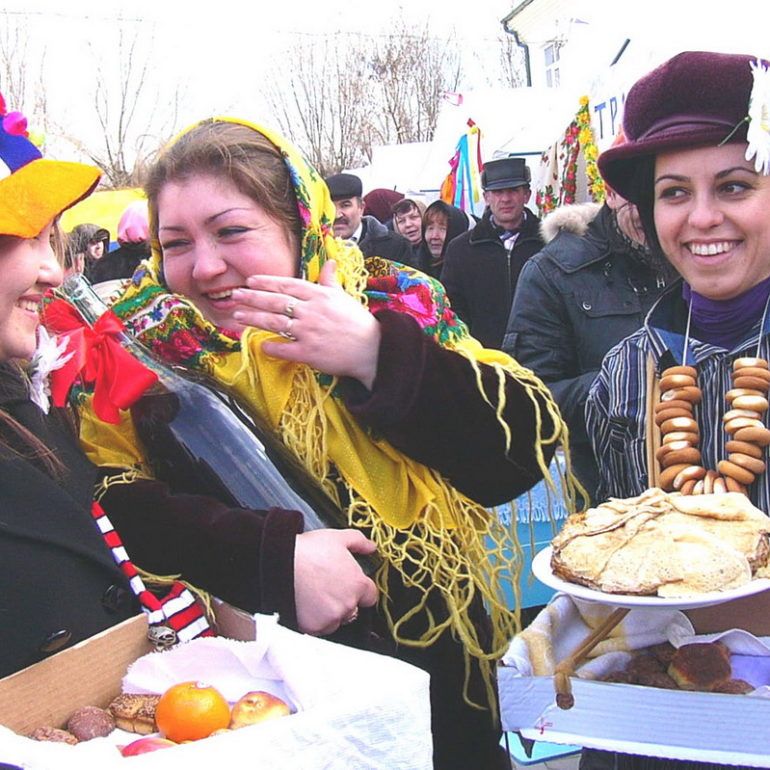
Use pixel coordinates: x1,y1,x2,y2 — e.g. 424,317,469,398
60,273,173,385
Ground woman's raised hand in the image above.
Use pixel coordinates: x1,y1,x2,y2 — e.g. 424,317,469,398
231,260,381,389
293,528,379,635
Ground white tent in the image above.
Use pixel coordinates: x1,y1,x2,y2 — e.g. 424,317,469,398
350,86,579,198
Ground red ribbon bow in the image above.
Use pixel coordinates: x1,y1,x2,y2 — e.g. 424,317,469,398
43,299,158,424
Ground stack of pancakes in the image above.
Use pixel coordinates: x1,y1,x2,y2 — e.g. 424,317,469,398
551,489,770,597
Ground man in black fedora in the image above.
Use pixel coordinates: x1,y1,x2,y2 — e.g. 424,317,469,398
324,172,411,264
440,156,543,348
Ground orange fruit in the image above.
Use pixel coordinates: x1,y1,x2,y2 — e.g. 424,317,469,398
155,681,231,742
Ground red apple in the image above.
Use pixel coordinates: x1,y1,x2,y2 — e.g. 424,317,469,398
229,691,291,728
119,736,177,756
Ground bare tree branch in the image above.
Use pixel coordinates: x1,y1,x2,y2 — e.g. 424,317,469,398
488,31,526,89
80,25,183,189
0,12,49,131
262,23,464,175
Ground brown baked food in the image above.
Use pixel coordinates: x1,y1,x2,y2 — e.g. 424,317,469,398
229,691,291,728
28,726,78,744
67,705,115,741
712,678,754,694
602,670,634,684
626,652,664,681
633,671,679,689
551,489,770,596
667,642,732,691
108,693,161,734
649,642,677,665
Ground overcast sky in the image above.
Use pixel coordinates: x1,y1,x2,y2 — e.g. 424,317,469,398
5,0,768,167
2,0,515,157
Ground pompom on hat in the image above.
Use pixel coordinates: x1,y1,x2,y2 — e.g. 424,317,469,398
598,51,770,202
0,92,100,238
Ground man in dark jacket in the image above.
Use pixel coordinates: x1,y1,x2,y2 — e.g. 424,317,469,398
503,192,677,501
325,173,412,264
440,156,543,348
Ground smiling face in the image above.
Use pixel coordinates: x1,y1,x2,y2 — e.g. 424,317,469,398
483,185,530,231
0,221,62,362
654,143,770,300
158,173,299,331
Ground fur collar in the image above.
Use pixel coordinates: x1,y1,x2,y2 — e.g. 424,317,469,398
540,202,602,244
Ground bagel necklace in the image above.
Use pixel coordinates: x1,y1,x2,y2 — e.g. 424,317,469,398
655,293,770,495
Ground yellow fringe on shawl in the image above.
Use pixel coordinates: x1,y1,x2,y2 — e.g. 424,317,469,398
206,274,579,716
91,116,583,716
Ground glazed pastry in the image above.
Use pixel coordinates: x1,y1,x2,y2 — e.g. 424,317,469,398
67,705,115,741
667,642,732,691
108,693,160,735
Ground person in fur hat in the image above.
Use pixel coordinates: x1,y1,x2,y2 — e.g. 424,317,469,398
505,187,677,502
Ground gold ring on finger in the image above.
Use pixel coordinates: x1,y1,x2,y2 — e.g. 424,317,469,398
278,317,297,341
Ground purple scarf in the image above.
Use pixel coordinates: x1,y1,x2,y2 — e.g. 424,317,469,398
683,275,770,349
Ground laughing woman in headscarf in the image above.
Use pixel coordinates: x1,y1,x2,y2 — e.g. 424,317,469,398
74,117,575,769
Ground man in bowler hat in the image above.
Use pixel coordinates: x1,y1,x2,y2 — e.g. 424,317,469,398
440,156,544,348
324,172,412,264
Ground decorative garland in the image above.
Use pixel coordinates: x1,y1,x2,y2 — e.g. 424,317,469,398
536,96,605,216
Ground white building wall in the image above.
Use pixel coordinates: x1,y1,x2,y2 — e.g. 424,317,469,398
505,0,770,148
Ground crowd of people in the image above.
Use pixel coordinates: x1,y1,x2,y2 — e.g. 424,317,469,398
2,47,769,770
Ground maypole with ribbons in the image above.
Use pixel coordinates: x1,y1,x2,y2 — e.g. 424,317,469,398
440,119,484,216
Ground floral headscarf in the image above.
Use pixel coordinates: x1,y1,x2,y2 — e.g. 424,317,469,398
87,118,576,710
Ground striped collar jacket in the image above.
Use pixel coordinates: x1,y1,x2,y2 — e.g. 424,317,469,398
586,282,770,510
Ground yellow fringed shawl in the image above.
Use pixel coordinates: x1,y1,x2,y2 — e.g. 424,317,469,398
82,117,580,714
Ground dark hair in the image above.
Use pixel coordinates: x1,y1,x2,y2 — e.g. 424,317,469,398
145,121,302,252
424,207,448,227
0,363,64,476
392,199,419,217
629,156,665,260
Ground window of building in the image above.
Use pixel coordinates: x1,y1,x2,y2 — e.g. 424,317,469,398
544,42,561,88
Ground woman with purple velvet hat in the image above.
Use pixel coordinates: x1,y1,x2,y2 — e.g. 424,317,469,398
585,49,770,770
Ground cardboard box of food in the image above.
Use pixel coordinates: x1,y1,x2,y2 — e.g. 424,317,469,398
0,605,432,769
498,657,770,766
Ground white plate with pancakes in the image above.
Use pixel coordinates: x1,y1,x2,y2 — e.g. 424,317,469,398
532,546,770,610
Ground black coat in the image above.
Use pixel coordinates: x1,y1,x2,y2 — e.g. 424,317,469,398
504,203,675,500
358,215,412,264
0,368,138,677
440,207,543,348
90,242,150,283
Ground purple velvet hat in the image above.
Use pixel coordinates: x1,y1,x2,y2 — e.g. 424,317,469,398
598,51,766,201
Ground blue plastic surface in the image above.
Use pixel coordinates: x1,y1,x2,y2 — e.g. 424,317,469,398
488,454,570,609
501,732,581,766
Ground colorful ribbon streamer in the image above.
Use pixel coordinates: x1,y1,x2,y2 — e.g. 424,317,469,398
440,119,483,214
